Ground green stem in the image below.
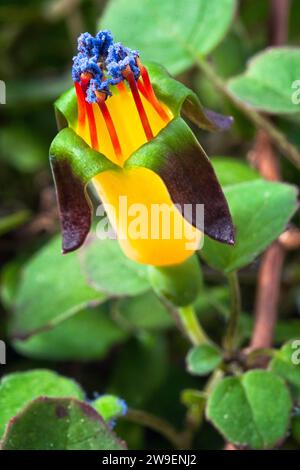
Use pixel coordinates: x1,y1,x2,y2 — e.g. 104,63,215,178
195,57,300,170
124,409,182,449
178,305,210,346
223,271,241,353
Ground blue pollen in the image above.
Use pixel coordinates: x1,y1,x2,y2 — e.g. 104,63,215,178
85,78,112,103
95,30,114,58
72,30,141,101
72,54,103,83
106,43,140,81
77,32,97,58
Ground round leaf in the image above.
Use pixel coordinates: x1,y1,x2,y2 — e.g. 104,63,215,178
80,236,150,297
269,341,300,403
10,236,104,340
206,370,292,449
187,344,222,376
201,180,298,273
0,369,84,439
100,0,237,75
228,48,300,114
0,397,126,450
115,291,173,331
12,305,126,362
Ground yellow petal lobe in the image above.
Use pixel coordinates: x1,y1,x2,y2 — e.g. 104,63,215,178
93,167,202,266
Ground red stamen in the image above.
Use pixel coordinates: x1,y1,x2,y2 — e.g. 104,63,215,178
79,74,99,150
137,80,148,99
85,101,99,150
98,100,122,160
74,82,86,128
137,60,169,123
124,68,153,141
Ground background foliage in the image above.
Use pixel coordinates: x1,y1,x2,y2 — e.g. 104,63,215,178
0,0,300,450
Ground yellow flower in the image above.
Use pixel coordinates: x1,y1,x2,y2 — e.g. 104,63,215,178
50,30,234,267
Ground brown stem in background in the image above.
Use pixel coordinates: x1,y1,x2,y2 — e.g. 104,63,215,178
269,0,290,46
250,241,285,350
249,131,284,352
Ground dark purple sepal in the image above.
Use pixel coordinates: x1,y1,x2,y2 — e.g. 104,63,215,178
50,158,92,253
49,127,117,254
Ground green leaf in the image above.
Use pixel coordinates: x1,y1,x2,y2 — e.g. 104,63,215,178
10,236,104,340
92,395,127,422
114,291,173,331
12,305,126,362
269,341,300,403
0,369,84,439
228,48,300,114
206,370,292,449
80,236,150,297
212,157,261,187
0,259,23,309
0,397,126,450
201,180,298,273
187,344,222,376
100,0,237,75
